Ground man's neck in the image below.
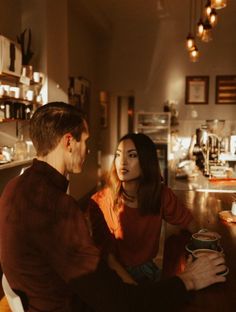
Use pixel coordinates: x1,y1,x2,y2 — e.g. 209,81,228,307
37,147,65,176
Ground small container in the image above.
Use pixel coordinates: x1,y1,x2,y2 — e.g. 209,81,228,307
231,202,236,216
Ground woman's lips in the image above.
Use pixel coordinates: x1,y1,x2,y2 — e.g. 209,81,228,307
119,168,128,174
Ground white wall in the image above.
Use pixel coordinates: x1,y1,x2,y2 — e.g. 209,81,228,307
103,2,236,135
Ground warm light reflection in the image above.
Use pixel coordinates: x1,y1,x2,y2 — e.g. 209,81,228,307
211,0,227,9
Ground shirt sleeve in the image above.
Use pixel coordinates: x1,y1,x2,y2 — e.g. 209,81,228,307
88,198,116,256
162,186,193,228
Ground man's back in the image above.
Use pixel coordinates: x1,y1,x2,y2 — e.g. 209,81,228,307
0,159,100,312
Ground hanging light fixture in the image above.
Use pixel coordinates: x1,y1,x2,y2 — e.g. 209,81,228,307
211,0,227,9
189,45,200,62
186,0,196,51
204,0,212,17
201,18,213,42
209,8,218,27
197,0,204,37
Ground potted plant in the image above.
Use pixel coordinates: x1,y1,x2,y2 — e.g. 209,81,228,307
17,28,34,79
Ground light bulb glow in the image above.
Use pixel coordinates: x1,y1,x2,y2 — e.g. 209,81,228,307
205,1,212,17
186,34,195,51
197,20,204,37
189,46,199,62
211,0,227,9
209,9,218,26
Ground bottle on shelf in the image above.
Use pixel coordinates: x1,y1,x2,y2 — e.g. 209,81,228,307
13,134,28,161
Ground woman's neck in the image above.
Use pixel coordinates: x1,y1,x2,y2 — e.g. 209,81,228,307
122,181,138,198
121,181,138,207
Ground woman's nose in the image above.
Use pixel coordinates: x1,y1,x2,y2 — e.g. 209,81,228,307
120,154,127,164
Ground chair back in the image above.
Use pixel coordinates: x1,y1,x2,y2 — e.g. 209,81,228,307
2,274,24,312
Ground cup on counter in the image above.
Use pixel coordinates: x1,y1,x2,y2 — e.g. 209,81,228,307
191,231,219,250
33,72,44,84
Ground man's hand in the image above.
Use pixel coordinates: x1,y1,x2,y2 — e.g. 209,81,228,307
178,252,226,291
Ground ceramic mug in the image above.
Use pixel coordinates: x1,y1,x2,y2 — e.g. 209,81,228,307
191,232,219,250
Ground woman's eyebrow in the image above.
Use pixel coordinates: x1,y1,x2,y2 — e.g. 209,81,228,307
116,148,137,152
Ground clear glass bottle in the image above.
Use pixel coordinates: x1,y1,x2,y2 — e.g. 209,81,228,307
14,134,28,161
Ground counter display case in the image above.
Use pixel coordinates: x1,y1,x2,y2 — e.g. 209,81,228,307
135,112,171,184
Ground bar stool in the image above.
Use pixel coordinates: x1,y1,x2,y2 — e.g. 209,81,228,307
2,274,24,312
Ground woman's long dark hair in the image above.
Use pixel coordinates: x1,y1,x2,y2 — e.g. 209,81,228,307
107,133,163,215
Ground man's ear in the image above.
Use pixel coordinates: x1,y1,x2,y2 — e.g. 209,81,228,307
62,133,73,152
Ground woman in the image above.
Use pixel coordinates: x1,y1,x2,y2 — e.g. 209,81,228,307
88,133,197,285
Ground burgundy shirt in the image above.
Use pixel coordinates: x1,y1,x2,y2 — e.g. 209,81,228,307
0,159,100,311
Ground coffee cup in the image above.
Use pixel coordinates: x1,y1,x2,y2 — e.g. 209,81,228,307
191,232,219,250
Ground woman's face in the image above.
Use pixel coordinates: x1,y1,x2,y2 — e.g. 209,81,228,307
115,139,141,182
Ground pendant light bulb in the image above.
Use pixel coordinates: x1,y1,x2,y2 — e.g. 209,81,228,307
189,46,199,62
186,34,195,51
205,1,212,17
201,19,213,42
197,19,204,37
209,8,218,27
211,0,227,9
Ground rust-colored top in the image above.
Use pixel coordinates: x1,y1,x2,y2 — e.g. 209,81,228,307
89,186,193,266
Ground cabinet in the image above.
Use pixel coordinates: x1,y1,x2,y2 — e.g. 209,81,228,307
135,112,171,184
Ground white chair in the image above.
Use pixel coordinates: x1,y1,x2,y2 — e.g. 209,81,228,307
2,274,24,312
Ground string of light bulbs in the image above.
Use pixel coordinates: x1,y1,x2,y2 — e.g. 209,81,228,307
186,0,227,62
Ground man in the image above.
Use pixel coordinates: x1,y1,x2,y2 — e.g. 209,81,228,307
0,102,226,312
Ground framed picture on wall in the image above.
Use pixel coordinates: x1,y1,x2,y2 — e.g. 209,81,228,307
185,76,209,104
68,76,91,122
99,91,109,128
215,75,236,104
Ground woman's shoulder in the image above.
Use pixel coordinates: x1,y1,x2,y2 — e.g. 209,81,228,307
91,187,112,204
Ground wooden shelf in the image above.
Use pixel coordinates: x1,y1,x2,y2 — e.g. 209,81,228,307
0,158,33,170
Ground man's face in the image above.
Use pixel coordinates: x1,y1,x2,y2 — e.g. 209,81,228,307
65,124,89,174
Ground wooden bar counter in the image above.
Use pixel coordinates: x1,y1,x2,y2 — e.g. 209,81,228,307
162,189,236,312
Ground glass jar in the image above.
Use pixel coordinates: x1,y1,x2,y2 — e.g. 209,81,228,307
14,135,28,161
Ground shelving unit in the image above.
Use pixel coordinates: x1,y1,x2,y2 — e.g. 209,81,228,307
0,73,43,122
135,111,171,184
0,72,42,171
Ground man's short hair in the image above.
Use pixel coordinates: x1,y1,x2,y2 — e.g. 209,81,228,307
30,102,87,157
